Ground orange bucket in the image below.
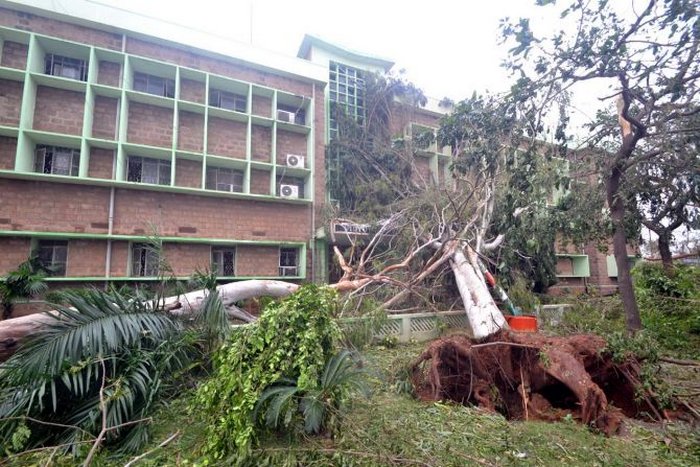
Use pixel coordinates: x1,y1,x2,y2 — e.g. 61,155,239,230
506,315,538,333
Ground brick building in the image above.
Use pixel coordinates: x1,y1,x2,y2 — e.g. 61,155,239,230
0,0,624,295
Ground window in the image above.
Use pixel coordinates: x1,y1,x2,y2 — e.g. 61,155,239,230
206,167,244,192
131,243,160,277
279,247,298,277
44,54,87,81
328,61,365,201
328,61,365,139
34,145,80,176
133,72,175,98
212,247,236,276
209,89,247,112
127,156,171,185
37,240,68,276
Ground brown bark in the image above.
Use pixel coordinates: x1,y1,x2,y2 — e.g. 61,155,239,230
658,236,674,272
607,166,642,332
611,89,643,333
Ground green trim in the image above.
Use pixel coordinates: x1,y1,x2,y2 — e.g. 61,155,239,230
297,34,394,72
606,255,640,278
1,25,316,204
0,230,307,246
29,275,305,282
555,254,590,278
0,170,312,205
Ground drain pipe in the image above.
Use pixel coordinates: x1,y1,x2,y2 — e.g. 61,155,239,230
104,186,115,289
310,84,316,283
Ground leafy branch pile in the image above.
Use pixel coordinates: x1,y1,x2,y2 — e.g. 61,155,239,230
195,284,345,461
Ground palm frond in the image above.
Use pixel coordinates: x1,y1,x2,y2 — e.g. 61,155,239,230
195,290,229,338
300,396,324,434
254,382,300,429
2,289,180,384
319,350,368,395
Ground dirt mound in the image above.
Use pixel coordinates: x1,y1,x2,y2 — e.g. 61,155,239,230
410,331,667,435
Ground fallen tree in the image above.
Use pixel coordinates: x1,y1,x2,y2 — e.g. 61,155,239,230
410,331,696,434
0,199,512,361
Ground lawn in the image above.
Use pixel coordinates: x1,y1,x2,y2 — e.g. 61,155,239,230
17,339,693,467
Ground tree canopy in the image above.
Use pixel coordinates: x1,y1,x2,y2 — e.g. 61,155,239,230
502,0,700,331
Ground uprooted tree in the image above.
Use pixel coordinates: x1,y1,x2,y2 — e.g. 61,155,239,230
1,73,592,355
502,0,700,331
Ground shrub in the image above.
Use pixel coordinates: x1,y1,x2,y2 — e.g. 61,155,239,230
195,284,342,461
633,263,700,357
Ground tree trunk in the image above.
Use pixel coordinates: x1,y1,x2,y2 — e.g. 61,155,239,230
449,247,507,339
658,235,674,272
606,168,642,332
0,280,300,361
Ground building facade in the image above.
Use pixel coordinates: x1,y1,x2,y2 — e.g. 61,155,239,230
0,0,624,296
0,0,326,288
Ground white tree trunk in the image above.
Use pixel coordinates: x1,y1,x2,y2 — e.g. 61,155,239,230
0,280,300,361
449,248,508,339
164,280,299,314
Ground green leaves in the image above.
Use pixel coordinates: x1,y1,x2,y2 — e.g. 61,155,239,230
0,288,192,455
196,284,341,459
253,349,367,438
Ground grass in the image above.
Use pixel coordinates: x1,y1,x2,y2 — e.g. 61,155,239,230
12,340,697,466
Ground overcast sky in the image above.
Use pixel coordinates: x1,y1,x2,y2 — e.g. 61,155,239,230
84,0,622,134
89,1,554,98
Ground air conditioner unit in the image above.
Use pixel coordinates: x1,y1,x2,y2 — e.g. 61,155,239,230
216,183,234,192
286,154,305,169
277,109,295,123
279,184,299,199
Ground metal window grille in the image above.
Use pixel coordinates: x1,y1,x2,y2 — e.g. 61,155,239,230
279,247,298,276
205,167,243,192
328,61,365,201
212,247,236,276
131,243,160,277
127,156,171,185
37,240,68,276
209,89,247,112
133,72,175,98
328,61,365,125
34,145,80,176
44,54,87,81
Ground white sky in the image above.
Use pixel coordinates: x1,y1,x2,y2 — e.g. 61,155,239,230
85,0,618,135
89,1,556,99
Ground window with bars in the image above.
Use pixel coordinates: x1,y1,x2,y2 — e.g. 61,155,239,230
34,145,80,176
133,72,175,98
327,61,365,202
37,240,68,276
209,89,247,112
328,61,365,139
212,247,236,276
131,243,160,277
44,54,88,81
206,167,244,192
279,247,299,277
127,156,171,185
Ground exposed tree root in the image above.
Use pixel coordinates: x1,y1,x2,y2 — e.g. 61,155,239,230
411,331,676,435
